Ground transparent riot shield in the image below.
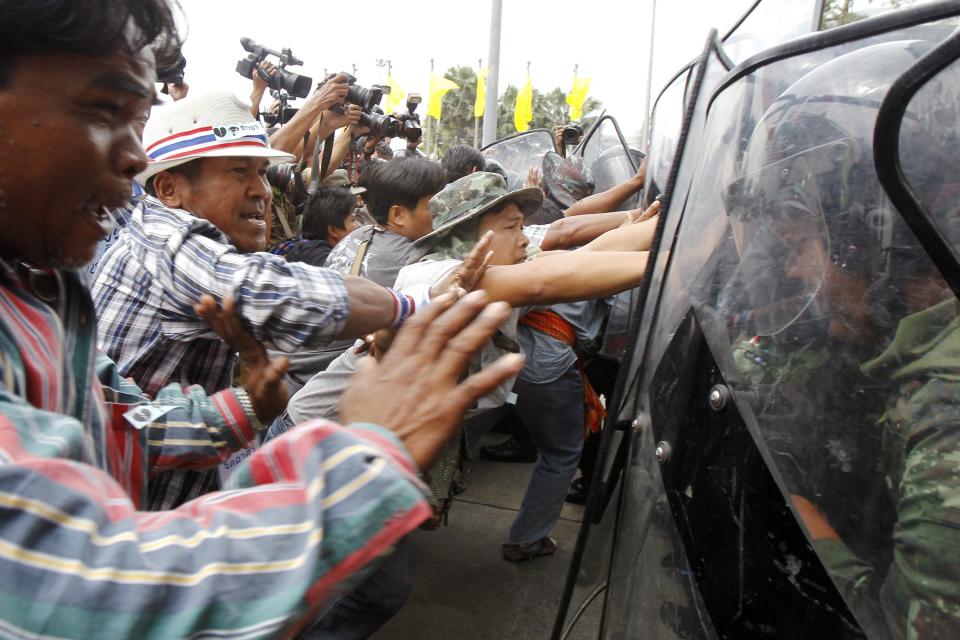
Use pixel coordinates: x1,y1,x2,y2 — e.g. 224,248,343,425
643,65,692,207
552,30,733,639
577,115,643,208
571,115,645,361
555,3,960,639
479,129,555,190
722,0,822,63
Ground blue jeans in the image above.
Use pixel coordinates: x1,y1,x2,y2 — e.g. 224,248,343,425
301,540,411,639
507,366,584,546
263,410,295,443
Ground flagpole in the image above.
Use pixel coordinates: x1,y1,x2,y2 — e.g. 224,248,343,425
433,60,441,156
426,58,435,157
641,0,657,146
481,0,502,147
474,58,482,147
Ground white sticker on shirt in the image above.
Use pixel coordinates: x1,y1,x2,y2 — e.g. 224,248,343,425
123,404,178,430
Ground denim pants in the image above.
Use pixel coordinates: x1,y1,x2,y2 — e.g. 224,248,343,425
507,366,584,546
300,540,411,640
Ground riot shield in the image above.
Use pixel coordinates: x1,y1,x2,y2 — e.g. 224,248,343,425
479,128,555,190
722,0,822,63
643,65,692,207
577,115,643,207
554,2,960,639
571,115,646,361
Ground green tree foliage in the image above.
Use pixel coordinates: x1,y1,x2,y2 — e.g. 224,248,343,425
428,66,603,155
821,0,912,28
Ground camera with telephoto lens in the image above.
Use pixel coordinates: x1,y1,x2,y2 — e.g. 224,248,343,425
235,37,313,99
562,123,584,145
393,93,422,142
266,163,298,193
358,106,400,137
325,72,386,114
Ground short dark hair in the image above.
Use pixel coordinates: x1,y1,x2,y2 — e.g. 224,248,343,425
143,159,202,197
373,143,394,160
301,188,355,241
0,0,183,86
360,157,446,225
442,145,486,183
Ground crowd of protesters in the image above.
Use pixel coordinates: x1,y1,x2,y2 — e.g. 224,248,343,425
0,0,655,637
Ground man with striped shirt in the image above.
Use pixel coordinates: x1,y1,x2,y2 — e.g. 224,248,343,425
0,0,524,636
92,90,449,510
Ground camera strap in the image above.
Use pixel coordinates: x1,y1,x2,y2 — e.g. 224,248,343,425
349,226,383,277
317,133,335,190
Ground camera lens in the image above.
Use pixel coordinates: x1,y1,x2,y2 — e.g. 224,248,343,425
347,85,384,111
266,163,296,192
359,112,400,138
279,70,313,99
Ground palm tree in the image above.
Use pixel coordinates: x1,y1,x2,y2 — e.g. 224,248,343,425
434,75,605,149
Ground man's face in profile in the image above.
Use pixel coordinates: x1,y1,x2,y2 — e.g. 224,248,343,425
0,47,156,268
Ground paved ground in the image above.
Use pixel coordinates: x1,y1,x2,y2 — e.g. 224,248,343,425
372,435,600,640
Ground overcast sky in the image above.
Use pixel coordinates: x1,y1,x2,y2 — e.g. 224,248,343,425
175,0,759,138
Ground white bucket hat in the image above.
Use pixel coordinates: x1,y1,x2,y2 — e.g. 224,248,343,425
136,90,295,185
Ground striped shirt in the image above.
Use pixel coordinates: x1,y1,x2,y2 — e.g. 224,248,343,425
92,197,352,509
0,260,429,638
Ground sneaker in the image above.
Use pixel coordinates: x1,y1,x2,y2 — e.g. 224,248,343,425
502,537,558,562
479,434,538,463
565,476,589,505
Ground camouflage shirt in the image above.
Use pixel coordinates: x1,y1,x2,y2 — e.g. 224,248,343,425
815,299,960,639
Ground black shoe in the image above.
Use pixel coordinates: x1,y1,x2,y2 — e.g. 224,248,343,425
566,476,589,505
479,435,538,463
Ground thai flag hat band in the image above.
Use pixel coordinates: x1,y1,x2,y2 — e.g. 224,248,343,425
136,90,295,185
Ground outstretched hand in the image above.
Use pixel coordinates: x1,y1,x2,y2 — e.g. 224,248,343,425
619,199,661,228
195,295,289,424
340,290,525,470
430,230,494,299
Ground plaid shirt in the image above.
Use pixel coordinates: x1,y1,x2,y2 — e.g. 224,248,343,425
92,197,351,509
0,261,428,638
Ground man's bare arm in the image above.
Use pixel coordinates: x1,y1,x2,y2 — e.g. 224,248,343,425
477,250,648,307
579,212,659,253
268,74,350,157
540,212,627,250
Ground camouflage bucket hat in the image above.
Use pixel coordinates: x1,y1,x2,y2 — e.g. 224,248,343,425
542,152,595,209
415,171,543,246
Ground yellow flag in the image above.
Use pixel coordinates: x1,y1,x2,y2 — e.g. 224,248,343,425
514,76,534,132
566,75,592,120
384,75,405,112
474,68,489,118
427,74,459,119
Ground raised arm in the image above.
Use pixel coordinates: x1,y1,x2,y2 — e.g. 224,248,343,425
268,74,350,157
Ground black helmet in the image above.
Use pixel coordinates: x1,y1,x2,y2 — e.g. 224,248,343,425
721,40,938,337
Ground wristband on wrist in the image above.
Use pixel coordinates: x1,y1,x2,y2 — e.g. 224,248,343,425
386,289,415,329
386,284,433,329
233,387,262,430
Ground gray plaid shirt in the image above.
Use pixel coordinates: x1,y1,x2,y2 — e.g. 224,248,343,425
92,197,350,509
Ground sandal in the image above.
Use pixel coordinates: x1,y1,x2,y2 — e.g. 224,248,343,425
502,537,558,562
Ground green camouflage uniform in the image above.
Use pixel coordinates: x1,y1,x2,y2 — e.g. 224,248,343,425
815,298,960,639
